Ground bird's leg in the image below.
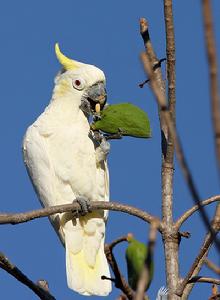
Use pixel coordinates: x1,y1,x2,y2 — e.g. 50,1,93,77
75,196,91,216
94,135,110,164
90,130,103,143
99,137,110,156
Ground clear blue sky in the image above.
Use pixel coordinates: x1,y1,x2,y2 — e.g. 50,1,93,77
0,1,219,299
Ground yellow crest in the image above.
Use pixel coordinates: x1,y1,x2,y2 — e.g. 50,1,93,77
55,43,80,70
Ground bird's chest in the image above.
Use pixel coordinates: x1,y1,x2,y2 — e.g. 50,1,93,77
46,124,101,199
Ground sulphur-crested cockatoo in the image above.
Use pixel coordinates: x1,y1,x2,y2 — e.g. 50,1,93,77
23,44,111,296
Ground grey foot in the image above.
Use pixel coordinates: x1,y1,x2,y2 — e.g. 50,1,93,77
100,138,110,155
75,196,91,216
90,130,103,143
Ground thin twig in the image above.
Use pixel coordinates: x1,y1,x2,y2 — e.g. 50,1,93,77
175,195,220,229
209,285,220,300
140,52,220,251
135,222,158,300
177,232,213,298
188,276,220,285
104,242,134,300
209,293,220,300
0,200,162,232
139,17,166,136
202,0,220,171
204,258,220,275
177,203,220,298
0,252,55,300
108,236,128,250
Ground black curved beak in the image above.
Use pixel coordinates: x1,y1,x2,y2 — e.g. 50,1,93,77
87,82,107,113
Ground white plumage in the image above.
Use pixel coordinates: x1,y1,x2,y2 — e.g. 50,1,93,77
23,45,111,296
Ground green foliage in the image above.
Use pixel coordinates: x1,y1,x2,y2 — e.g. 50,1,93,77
125,236,154,291
91,103,151,138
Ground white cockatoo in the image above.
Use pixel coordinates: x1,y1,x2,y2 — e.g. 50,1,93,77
23,44,112,296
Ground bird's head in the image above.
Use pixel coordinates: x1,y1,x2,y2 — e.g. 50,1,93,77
53,43,107,116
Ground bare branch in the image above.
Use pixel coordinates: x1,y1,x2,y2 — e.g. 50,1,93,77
176,232,213,298
0,200,162,232
175,195,220,229
108,236,128,250
135,222,158,300
162,2,178,298
0,252,55,300
204,258,220,276
202,0,220,171
140,15,179,299
209,285,220,300
104,241,134,300
177,202,220,299
188,276,220,285
164,0,176,149
139,18,167,137
140,52,220,252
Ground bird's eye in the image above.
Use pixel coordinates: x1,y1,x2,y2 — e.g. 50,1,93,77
72,77,85,90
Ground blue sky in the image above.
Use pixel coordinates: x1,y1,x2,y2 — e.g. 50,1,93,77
0,1,219,299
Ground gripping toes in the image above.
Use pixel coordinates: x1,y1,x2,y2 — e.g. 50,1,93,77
75,196,91,216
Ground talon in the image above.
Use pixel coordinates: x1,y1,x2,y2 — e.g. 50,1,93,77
93,113,102,121
90,130,103,143
75,196,91,216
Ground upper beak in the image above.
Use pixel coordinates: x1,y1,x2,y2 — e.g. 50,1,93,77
87,82,107,113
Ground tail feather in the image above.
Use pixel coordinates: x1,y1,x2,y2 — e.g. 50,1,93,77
66,239,111,296
64,213,111,296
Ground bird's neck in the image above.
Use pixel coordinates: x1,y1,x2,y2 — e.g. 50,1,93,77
46,94,89,127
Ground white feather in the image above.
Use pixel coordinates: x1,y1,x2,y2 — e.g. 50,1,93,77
23,64,111,296
156,286,168,300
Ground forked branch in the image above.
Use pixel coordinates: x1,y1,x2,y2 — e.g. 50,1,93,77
0,252,55,300
175,195,220,229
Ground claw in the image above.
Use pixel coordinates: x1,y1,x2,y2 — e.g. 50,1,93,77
75,196,91,216
90,130,103,143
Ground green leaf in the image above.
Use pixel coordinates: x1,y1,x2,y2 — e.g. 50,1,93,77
125,237,154,291
91,103,151,138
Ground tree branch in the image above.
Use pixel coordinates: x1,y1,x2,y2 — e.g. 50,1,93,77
204,258,220,276
188,276,220,285
209,285,220,300
175,195,220,229
0,201,162,232
104,236,135,300
140,15,179,299
177,203,220,299
0,252,55,300
108,236,128,250
176,232,213,298
140,51,220,252
135,222,158,300
162,1,178,299
202,0,220,171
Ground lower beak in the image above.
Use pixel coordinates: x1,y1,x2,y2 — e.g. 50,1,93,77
86,82,107,113
95,103,101,113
